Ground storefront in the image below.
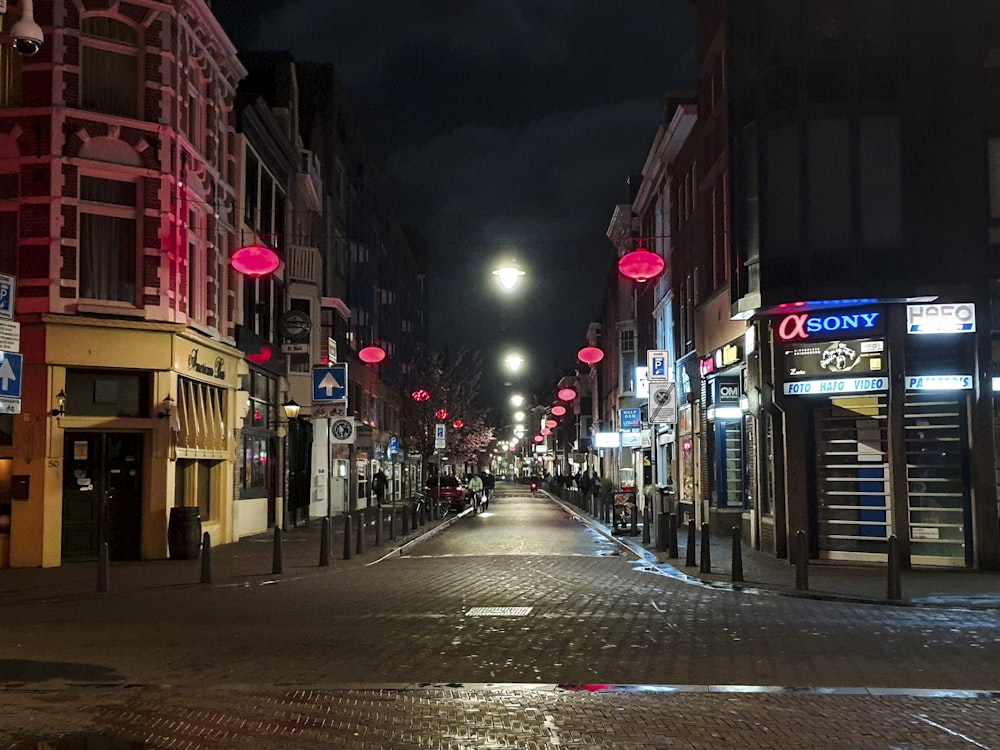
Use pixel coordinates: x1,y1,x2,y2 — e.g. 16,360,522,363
770,302,983,568
7,318,241,568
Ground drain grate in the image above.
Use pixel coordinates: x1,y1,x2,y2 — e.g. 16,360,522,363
465,606,533,617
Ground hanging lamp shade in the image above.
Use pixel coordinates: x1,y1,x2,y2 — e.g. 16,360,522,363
452,419,464,429
617,248,664,283
544,418,557,429
577,346,604,365
411,388,431,402
231,244,280,277
435,409,449,419
557,386,577,401
358,345,386,364
551,404,567,417
533,434,544,443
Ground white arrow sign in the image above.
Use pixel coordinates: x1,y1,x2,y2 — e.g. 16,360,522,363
318,371,342,396
0,357,16,391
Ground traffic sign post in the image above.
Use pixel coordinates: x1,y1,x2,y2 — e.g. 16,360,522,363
0,273,15,321
647,349,670,379
648,379,677,424
620,408,642,430
312,364,348,402
0,351,23,399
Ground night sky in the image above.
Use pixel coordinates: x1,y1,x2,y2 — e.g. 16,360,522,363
209,0,697,409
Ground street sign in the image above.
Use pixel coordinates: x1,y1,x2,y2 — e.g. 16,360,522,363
647,349,670,379
312,364,347,401
0,351,22,399
311,401,346,419
330,417,355,444
620,407,642,430
0,320,19,352
0,396,20,414
649,378,677,424
434,423,446,449
0,273,14,320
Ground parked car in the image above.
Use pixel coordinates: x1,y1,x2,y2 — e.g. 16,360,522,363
424,475,466,512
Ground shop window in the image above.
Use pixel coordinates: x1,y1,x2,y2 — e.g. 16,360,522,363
241,434,270,497
176,459,222,522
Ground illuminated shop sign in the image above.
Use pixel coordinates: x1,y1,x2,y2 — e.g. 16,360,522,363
594,431,621,448
700,341,743,377
714,377,741,404
777,311,882,342
784,338,885,378
905,375,973,390
906,303,975,334
783,376,888,396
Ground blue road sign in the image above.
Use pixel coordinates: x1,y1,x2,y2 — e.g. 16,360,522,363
312,364,347,401
620,407,641,430
0,273,13,319
0,351,22,398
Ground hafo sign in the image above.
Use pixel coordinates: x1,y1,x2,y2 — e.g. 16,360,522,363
777,311,881,342
906,303,975,334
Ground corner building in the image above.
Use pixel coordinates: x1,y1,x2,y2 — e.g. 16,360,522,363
726,1,1000,568
0,0,245,566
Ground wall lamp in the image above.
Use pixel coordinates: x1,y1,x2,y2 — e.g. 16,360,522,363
158,394,174,419
282,398,300,420
51,389,65,417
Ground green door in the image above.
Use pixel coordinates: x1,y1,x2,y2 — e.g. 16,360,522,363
62,432,144,562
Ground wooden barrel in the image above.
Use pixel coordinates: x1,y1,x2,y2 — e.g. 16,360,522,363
167,507,202,560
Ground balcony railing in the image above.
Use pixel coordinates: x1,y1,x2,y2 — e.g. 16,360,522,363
287,245,321,284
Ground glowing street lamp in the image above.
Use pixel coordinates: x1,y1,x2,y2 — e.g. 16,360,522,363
493,262,525,291
577,346,604,365
510,394,525,407
557,386,577,402
504,353,525,372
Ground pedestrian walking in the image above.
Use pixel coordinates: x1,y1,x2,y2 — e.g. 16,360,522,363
372,468,388,507
483,472,495,510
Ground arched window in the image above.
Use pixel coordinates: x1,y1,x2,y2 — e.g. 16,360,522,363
81,16,140,117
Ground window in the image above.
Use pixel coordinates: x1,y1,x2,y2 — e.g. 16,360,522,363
619,328,636,394
81,17,139,118
79,175,138,303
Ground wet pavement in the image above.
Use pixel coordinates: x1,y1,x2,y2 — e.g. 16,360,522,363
3,484,1000,610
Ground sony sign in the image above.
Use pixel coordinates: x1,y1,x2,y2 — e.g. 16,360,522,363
777,311,882,342
906,303,975,334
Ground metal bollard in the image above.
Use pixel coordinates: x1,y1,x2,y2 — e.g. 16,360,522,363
411,504,419,531
630,504,639,536
97,541,110,593
272,526,283,575
402,504,411,535
700,522,711,574
655,512,668,552
642,504,651,544
731,526,744,583
319,518,331,566
887,534,902,600
356,512,366,554
668,513,679,559
686,519,696,567
375,508,384,547
343,514,353,559
795,529,809,590
201,532,213,583
388,509,396,541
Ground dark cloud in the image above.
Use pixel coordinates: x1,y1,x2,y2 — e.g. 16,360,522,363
210,0,697,402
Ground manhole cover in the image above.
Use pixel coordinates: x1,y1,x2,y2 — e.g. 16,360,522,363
465,606,533,617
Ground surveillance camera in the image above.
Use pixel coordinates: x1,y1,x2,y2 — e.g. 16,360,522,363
12,32,42,56
10,0,43,57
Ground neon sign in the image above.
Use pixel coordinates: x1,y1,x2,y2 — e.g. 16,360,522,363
783,376,888,396
777,311,881,341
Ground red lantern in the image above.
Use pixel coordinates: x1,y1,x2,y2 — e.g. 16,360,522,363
358,345,386,364
540,427,551,436
452,419,464,429
246,344,272,365
617,248,664,282
551,404,567,417
545,418,557,428
435,409,448,419
231,244,280,277
411,388,430,402
557,386,577,401
533,434,544,443
577,346,604,365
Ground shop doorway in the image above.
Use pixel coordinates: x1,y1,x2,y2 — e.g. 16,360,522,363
904,394,972,567
62,432,144,562
812,395,891,562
